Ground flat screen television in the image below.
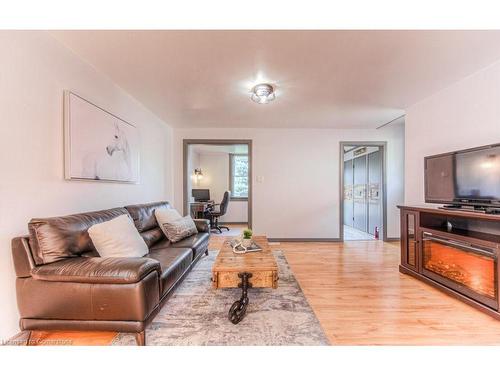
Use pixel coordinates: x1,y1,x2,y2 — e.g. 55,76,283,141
425,143,500,207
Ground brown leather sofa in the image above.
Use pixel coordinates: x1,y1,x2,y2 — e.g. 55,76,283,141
11,201,210,345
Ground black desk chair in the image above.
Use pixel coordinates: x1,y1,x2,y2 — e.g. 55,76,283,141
206,191,230,233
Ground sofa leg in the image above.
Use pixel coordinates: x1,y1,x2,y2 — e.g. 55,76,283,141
135,330,146,346
25,330,32,346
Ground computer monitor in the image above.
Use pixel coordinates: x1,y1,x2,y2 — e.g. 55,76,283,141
192,189,210,202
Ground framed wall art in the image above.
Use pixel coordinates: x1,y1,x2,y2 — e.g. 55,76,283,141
64,91,140,183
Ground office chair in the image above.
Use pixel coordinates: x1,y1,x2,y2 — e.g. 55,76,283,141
206,191,230,233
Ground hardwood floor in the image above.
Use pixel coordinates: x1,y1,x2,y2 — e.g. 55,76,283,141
212,223,246,237
24,330,116,346
282,240,500,345
24,229,500,345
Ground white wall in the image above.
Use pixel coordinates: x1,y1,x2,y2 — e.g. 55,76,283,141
222,201,248,223
198,153,229,201
187,147,200,201
405,60,500,205
0,31,174,340
173,123,405,240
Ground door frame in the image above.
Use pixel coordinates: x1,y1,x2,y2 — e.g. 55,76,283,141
339,141,388,242
182,139,253,229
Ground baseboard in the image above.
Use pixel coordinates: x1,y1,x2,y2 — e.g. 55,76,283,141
268,237,397,243
219,222,247,225
386,237,401,242
268,238,342,243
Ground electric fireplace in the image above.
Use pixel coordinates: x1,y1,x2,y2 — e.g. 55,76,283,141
422,232,497,309
399,205,500,319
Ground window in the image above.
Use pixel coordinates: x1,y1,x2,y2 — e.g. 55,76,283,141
230,154,249,199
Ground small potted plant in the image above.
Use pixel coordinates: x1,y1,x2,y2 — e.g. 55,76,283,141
242,228,253,248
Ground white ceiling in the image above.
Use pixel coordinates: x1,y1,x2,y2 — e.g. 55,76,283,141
51,30,500,129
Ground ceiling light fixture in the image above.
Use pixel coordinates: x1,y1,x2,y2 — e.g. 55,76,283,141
251,83,275,104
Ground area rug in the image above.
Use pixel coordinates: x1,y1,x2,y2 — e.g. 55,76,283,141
112,250,329,345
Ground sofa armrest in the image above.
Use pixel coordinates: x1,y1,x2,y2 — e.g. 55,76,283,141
31,257,161,284
12,236,36,278
193,219,210,233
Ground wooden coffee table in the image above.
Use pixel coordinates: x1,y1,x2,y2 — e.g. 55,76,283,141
212,235,278,324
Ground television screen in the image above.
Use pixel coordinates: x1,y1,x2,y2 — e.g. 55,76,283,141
425,144,500,205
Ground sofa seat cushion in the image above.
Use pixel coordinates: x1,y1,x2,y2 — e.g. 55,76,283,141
168,232,209,249
150,238,172,251
168,232,209,259
146,247,193,296
31,257,161,284
17,271,159,322
151,233,209,260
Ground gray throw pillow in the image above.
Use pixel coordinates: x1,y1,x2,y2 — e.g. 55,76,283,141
162,216,198,243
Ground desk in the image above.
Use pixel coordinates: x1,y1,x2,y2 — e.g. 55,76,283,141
190,201,214,219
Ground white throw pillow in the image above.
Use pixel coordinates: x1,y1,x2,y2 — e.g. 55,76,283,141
88,214,149,258
154,208,182,229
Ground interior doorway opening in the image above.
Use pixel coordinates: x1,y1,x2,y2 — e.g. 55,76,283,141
183,140,252,236
340,142,387,241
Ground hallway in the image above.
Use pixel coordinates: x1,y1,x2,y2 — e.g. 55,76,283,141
343,225,375,241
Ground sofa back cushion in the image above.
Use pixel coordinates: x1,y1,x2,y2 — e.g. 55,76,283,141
29,207,129,265
125,201,171,232
126,200,171,228
125,201,171,248
140,228,165,248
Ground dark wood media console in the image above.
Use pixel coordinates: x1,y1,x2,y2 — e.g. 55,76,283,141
399,205,500,319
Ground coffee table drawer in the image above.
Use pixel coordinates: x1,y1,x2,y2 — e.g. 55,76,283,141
212,270,278,289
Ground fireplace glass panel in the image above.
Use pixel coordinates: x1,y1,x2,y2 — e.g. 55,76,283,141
422,237,496,299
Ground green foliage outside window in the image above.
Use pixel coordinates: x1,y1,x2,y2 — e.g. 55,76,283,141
231,155,248,198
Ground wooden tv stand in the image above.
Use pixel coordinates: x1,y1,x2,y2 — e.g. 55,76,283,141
398,205,500,319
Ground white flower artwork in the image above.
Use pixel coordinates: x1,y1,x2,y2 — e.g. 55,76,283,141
64,91,140,183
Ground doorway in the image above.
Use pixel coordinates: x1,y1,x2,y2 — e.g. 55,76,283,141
340,142,387,241
183,139,252,235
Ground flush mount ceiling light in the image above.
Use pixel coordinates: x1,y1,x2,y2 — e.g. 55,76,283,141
251,83,275,104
